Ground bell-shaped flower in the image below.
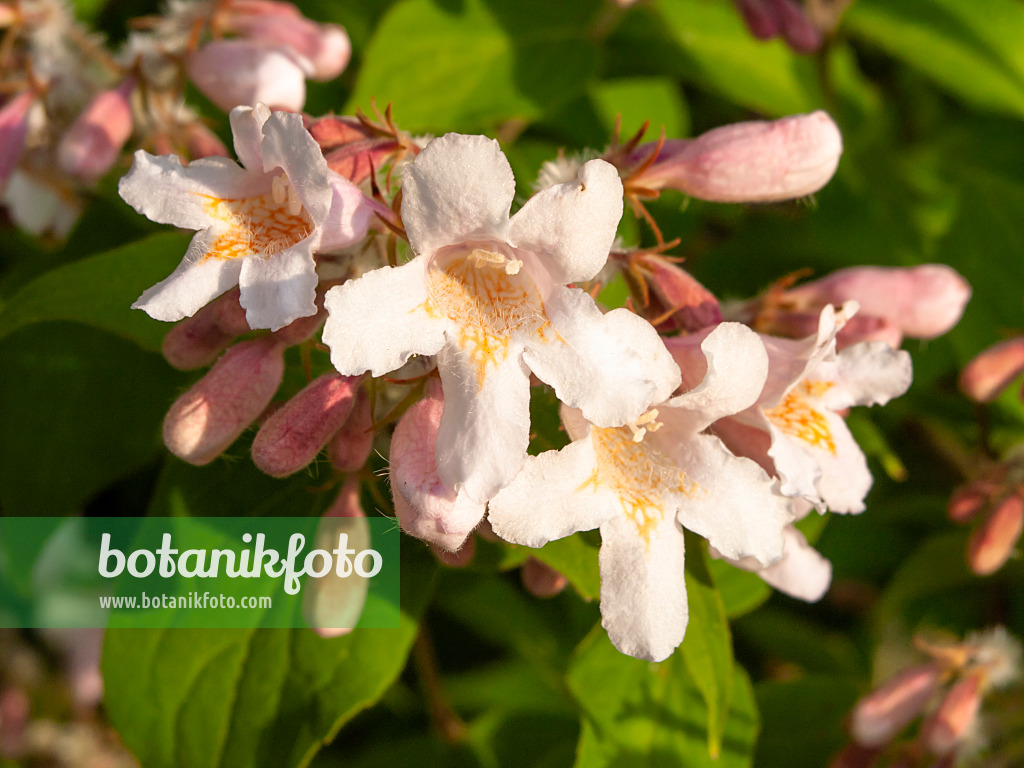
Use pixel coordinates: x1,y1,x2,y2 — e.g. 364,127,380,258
323,133,680,503
708,303,912,513
487,323,791,661
120,103,373,331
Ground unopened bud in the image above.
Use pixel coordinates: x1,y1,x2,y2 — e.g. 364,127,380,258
184,121,230,159
251,372,360,477
328,386,374,472
967,494,1024,576
850,664,942,747
920,672,984,755
161,288,250,370
163,337,284,465
272,305,326,346
58,80,135,183
429,536,476,568
0,92,35,191
828,743,883,768
188,40,306,112
766,0,823,52
304,478,369,637
521,558,568,598
638,111,842,202
734,0,779,39
630,252,722,332
959,337,1024,403
948,485,990,524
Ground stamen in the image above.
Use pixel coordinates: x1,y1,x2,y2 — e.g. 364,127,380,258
504,258,522,275
626,409,664,442
271,174,288,205
286,180,303,216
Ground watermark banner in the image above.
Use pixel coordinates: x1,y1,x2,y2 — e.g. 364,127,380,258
0,516,400,630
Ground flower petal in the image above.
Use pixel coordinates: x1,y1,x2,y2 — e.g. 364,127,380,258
118,151,265,231
322,259,448,377
508,159,623,284
401,133,516,256
830,341,912,409
228,103,270,173
598,513,688,662
435,342,532,503
237,242,318,331
805,411,873,513
667,432,788,565
765,419,824,506
259,108,332,223
665,322,768,434
390,386,486,550
522,286,680,428
133,229,245,321
318,172,375,251
756,526,832,602
488,436,618,548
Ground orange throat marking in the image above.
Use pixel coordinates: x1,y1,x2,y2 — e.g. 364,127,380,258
581,424,697,544
198,191,313,262
425,248,552,388
764,379,837,453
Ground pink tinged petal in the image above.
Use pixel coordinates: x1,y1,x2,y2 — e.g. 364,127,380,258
237,241,318,330
328,386,374,472
522,286,681,428
318,172,375,251
188,40,307,112
230,9,351,81
710,415,776,476
734,0,779,38
251,372,359,477
322,259,447,377
401,133,516,256
831,341,912,409
259,108,332,223
598,514,688,662
522,558,568,598
835,315,903,350
0,92,35,191
641,111,842,202
57,80,134,183
161,288,248,370
435,342,532,503
488,436,617,548
228,103,270,172
185,122,230,159
664,322,769,434
786,265,972,340
507,158,623,284
304,479,369,637
920,672,984,755
134,229,245,322
633,253,723,333
766,0,823,52
162,337,285,465
667,432,788,565
850,664,943,747
968,494,1024,576
960,337,1024,403
118,151,266,231
389,387,487,550
755,526,832,602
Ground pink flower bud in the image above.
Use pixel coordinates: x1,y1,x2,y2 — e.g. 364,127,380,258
920,672,984,755
225,3,351,81
328,386,374,472
57,80,134,183
163,337,284,465
521,558,568,598
947,485,990,524
631,252,722,332
850,664,942,747
960,337,1024,403
967,494,1024,576
272,305,325,346
0,92,35,191
766,0,823,52
184,121,230,159
304,478,369,637
161,289,250,370
251,372,360,477
734,0,779,39
829,743,883,768
786,265,971,341
429,536,476,568
188,39,306,112
638,111,842,202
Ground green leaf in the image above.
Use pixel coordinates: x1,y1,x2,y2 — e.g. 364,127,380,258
680,533,733,758
568,626,758,768
533,533,602,601
347,0,601,133
845,0,1024,119
0,232,191,352
0,324,186,515
589,77,690,140
102,540,437,768
708,559,772,619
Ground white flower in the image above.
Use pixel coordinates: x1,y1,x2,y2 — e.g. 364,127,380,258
323,133,679,504
488,323,791,661
120,103,372,331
